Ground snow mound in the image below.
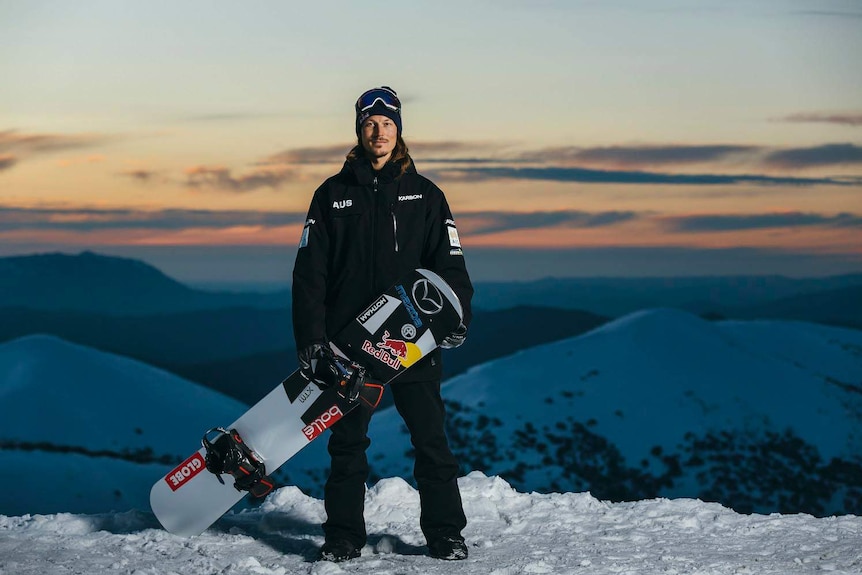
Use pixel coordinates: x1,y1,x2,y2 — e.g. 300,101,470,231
0,473,860,575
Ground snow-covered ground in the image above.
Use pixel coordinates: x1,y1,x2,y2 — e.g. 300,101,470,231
2,473,860,575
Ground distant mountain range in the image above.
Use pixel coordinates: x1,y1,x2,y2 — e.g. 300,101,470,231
0,252,608,405
0,306,294,367
1,251,861,408
474,274,862,327
0,251,289,315
4,251,861,322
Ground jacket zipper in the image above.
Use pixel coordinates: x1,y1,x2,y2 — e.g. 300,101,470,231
371,176,378,292
390,203,399,252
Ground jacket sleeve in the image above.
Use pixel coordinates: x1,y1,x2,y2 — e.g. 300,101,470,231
422,186,474,329
292,184,330,349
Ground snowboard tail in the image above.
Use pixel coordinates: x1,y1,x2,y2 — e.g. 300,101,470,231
150,268,462,536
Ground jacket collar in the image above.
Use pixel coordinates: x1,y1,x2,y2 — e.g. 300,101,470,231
343,155,416,186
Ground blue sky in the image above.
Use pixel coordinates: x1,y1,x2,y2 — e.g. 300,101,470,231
1,0,861,284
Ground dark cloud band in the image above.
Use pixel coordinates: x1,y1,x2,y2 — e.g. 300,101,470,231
0,207,307,232
428,166,852,186
763,143,862,169
462,210,640,234
663,212,862,232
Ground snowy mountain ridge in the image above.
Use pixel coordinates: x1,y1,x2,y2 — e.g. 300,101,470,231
2,309,861,519
0,335,247,515
0,334,246,453
286,308,862,515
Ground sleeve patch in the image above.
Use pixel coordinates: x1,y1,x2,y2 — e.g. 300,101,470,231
299,218,315,248
447,225,461,248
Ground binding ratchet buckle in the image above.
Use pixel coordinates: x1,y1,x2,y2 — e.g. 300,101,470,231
202,427,275,498
333,359,367,403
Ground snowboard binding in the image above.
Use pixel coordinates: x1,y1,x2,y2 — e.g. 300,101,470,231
301,348,368,404
202,427,275,498
332,358,367,403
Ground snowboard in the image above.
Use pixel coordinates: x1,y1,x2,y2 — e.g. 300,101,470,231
150,268,464,536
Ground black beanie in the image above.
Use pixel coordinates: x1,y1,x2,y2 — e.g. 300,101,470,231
355,86,402,137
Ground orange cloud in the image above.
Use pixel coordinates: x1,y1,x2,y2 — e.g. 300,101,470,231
460,217,862,254
184,164,298,192
258,145,348,166
0,223,304,247
0,129,113,154
128,225,304,246
56,155,106,167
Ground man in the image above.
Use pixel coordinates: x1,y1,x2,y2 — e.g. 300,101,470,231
292,86,474,563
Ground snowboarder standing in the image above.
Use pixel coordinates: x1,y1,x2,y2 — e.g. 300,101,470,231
292,86,474,562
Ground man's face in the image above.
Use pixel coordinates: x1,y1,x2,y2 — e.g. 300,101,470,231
360,115,398,161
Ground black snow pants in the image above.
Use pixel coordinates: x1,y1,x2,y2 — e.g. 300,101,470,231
322,378,466,548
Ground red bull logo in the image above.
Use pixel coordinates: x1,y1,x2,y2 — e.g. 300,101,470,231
361,339,402,370
377,330,408,358
361,331,423,370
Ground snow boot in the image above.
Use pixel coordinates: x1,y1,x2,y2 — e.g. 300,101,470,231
428,536,468,560
318,539,361,562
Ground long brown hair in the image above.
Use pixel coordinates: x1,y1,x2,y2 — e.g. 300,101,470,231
347,135,412,176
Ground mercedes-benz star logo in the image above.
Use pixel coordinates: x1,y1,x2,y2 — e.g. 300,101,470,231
411,279,444,315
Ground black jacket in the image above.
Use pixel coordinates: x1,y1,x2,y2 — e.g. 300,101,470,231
292,155,473,382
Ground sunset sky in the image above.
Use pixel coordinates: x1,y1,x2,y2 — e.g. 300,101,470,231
2,0,861,286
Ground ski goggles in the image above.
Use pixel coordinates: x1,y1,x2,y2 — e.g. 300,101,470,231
355,87,401,113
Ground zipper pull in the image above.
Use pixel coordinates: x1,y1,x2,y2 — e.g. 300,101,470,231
390,204,399,253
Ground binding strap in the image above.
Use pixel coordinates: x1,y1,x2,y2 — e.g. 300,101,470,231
202,427,275,498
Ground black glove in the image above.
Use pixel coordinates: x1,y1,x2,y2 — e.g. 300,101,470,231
440,323,467,349
298,342,340,388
